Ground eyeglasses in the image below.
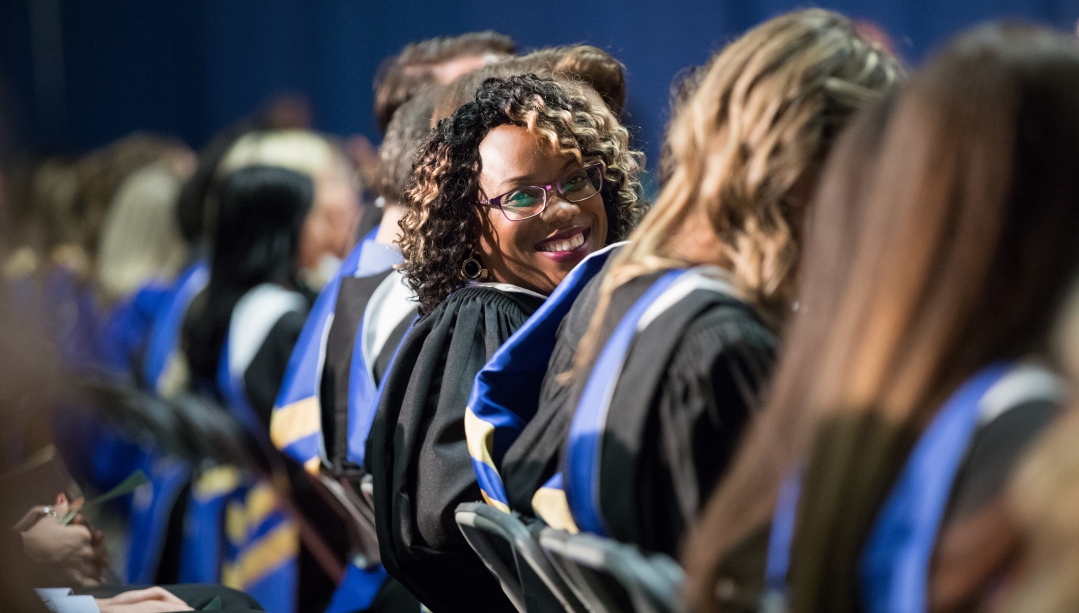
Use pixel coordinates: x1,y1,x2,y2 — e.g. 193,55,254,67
479,163,605,221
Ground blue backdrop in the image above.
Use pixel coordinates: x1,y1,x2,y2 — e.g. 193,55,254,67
3,0,1079,165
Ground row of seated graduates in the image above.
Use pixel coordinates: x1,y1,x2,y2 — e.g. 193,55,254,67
267,42,640,613
312,11,1079,613
110,31,641,613
270,10,897,613
375,10,898,612
435,15,1079,613
113,12,1079,613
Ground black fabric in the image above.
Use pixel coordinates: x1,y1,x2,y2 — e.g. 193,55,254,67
236,297,345,613
319,270,394,475
286,457,351,613
501,269,776,557
245,310,308,427
366,285,543,613
1,528,52,612
154,482,191,585
367,576,423,613
500,258,616,515
597,292,775,556
942,398,1059,524
374,315,412,384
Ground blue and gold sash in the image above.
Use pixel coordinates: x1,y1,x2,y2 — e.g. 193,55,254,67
270,229,403,473
178,465,243,584
143,261,209,395
541,268,738,534
222,480,301,613
213,284,307,613
344,269,415,468
124,454,191,583
463,243,624,513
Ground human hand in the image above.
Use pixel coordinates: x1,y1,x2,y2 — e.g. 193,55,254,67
56,499,111,576
95,587,194,612
18,494,102,586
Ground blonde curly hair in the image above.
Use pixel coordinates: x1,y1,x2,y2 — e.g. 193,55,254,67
400,73,646,314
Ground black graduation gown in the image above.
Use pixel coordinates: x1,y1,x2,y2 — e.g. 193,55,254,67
319,269,414,477
500,263,605,514
365,284,544,613
504,269,777,556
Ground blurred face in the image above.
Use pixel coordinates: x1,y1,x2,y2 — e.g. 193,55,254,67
475,124,608,295
298,161,360,277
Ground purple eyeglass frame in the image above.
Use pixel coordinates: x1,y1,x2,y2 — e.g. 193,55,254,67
478,162,606,221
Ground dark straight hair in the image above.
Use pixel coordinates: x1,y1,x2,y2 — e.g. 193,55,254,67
184,165,313,386
684,23,1079,613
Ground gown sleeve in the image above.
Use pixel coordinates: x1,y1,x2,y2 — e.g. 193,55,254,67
365,286,541,613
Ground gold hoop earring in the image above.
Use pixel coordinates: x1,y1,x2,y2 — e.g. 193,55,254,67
459,247,488,281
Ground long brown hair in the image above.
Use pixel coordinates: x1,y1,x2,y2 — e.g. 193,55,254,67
571,8,900,381
684,24,1079,613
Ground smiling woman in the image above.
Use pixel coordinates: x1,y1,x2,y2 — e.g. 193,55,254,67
364,73,645,612
399,73,645,314
475,126,609,291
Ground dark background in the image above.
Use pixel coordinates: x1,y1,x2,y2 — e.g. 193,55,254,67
3,0,1079,166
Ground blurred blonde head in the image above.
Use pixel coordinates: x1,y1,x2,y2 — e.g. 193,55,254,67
96,164,188,303
74,133,192,264
218,129,341,179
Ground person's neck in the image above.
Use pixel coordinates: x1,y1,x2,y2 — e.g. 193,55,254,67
375,203,406,246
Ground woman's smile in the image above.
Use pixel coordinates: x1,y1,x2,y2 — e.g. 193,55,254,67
476,124,608,294
535,225,592,260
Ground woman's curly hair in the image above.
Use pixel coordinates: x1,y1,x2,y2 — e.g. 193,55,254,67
400,73,646,314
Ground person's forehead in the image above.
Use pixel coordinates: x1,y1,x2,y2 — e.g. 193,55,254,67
478,125,570,185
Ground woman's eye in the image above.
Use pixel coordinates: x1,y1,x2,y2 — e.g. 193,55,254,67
504,190,539,209
563,172,590,192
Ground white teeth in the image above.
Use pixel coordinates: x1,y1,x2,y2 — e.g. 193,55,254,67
539,230,586,253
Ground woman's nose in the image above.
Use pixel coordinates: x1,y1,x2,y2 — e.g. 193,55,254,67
541,195,580,223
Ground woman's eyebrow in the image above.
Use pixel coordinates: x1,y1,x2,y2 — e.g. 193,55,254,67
503,160,579,186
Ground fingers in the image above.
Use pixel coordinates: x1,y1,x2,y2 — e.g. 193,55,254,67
70,524,94,549
127,602,193,612
151,588,188,606
96,597,195,613
14,506,47,531
105,586,180,604
92,529,110,572
54,496,70,518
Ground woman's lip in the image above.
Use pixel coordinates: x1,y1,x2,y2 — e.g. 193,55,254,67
535,225,590,249
536,227,592,262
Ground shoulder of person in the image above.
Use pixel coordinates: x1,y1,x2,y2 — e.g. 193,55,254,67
438,283,545,315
